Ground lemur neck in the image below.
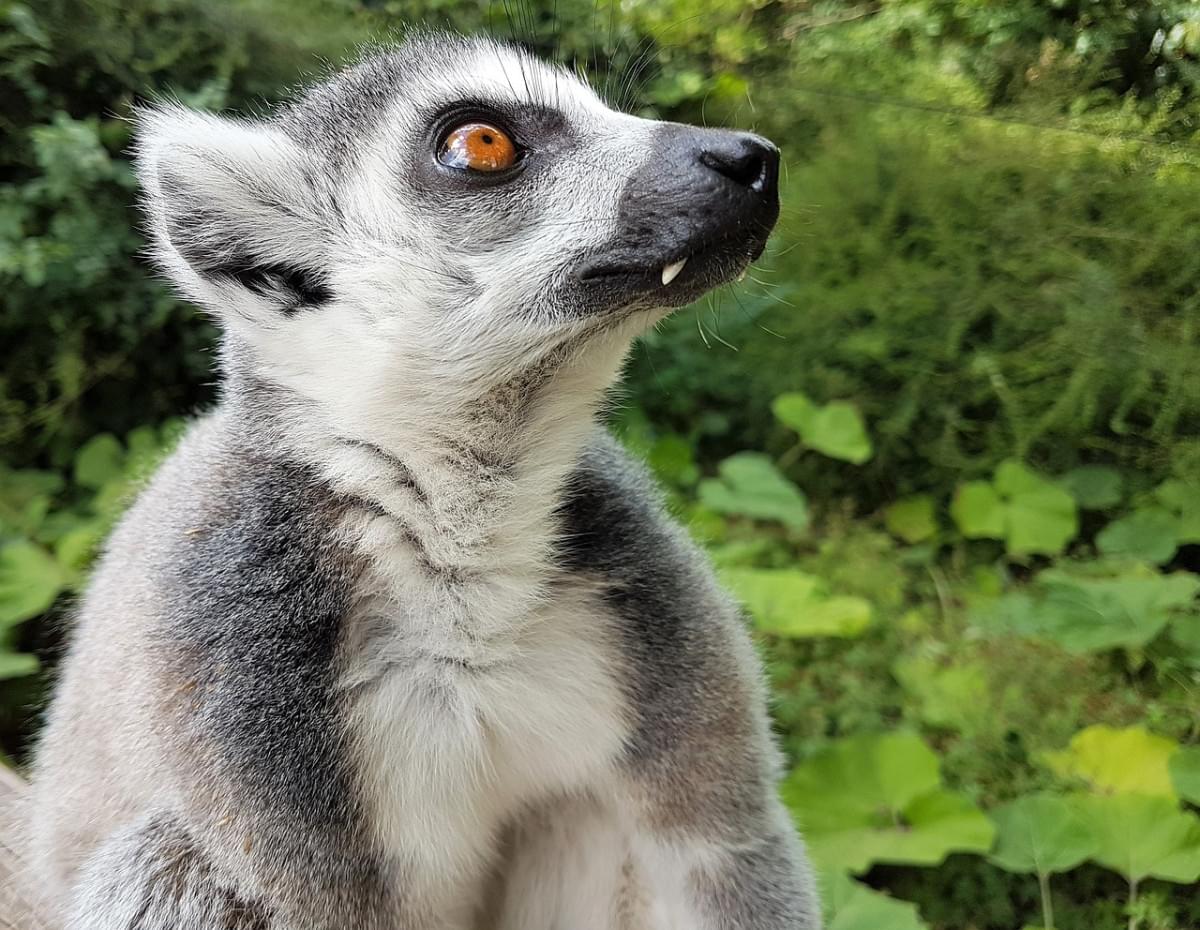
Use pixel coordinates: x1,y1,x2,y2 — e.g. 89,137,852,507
225,325,636,576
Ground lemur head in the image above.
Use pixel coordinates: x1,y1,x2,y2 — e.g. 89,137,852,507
136,33,779,418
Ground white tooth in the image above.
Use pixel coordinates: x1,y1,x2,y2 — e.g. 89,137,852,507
737,269,747,282
661,258,687,285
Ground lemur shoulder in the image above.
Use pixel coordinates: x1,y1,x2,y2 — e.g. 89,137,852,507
27,33,820,930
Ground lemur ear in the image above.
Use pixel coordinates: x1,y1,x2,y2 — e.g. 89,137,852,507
135,104,333,317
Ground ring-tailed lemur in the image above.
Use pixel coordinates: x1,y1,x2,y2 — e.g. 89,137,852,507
27,32,819,930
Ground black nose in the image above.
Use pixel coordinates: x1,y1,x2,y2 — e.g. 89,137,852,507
699,133,779,196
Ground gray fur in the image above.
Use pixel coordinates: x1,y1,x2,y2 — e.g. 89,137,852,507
28,32,817,930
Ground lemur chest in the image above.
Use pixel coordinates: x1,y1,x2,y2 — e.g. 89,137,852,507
338,569,630,877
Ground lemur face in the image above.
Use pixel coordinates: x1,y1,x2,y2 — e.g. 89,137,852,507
136,35,779,397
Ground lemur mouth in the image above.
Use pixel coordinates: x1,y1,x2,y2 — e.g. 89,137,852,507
575,236,768,307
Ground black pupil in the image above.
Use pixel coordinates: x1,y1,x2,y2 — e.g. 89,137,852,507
481,133,494,145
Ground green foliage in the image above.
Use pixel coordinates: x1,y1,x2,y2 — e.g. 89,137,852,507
782,732,995,874
977,565,1200,655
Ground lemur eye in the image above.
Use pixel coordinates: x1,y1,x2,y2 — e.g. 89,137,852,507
438,122,518,172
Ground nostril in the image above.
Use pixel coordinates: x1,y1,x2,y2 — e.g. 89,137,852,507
699,135,778,194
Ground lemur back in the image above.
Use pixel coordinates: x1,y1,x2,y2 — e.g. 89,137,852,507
27,33,820,930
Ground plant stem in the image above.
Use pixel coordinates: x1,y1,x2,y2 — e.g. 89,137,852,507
1127,879,1139,930
1037,871,1054,930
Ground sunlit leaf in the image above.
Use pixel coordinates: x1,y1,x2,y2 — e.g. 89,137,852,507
723,568,872,638
1044,726,1178,798
989,794,1097,875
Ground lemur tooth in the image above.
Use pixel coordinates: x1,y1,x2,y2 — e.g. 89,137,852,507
661,258,687,285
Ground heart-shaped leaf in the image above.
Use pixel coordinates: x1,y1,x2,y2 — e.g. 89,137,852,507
1044,726,1178,798
989,794,1098,875
698,453,809,532
1079,794,1200,884
722,568,872,639
782,732,994,873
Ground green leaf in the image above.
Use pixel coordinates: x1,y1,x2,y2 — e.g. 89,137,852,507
951,481,1005,539
773,394,873,464
782,732,994,873
1169,747,1200,805
1045,726,1178,798
722,568,872,639
1080,794,1200,884
646,434,699,487
823,871,929,930
1096,508,1180,565
989,794,1098,875
981,567,1200,654
1155,480,1200,544
0,541,66,628
772,392,818,435
697,453,809,532
893,655,988,731
1003,486,1078,557
0,650,38,681
803,402,873,465
73,433,125,490
1061,465,1124,510
885,495,938,544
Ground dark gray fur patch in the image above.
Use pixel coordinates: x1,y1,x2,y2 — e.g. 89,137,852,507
152,430,390,921
698,831,821,929
556,433,773,831
162,451,352,826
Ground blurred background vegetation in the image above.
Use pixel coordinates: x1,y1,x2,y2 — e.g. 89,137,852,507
3,1,1200,927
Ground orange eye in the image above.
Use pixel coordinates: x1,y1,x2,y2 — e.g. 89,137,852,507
438,122,518,172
